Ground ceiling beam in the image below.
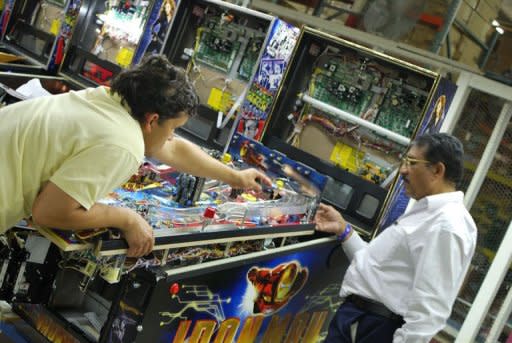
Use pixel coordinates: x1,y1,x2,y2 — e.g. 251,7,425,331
250,0,480,75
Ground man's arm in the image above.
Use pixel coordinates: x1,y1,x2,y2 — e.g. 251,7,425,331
151,136,271,189
314,203,367,260
32,182,154,257
393,227,469,343
36,145,153,257
341,230,366,260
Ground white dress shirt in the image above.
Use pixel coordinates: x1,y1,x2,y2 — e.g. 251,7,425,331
340,191,477,343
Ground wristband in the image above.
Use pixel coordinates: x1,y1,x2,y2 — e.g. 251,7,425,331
337,223,352,242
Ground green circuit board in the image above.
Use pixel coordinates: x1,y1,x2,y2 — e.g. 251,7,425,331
195,24,241,73
374,81,427,137
309,57,428,137
238,36,264,80
194,18,263,80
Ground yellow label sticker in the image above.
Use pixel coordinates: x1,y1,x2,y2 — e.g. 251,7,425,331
207,88,233,112
116,47,134,68
50,19,61,36
330,141,363,173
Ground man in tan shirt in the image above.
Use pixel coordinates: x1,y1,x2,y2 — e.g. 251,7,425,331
0,55,270,257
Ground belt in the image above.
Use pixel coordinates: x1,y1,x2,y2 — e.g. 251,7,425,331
347,294,404,323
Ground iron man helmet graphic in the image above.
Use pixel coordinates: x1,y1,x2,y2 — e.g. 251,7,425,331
247,261,308,315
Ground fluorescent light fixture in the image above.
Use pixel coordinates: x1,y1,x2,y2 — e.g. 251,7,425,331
300,94,411,146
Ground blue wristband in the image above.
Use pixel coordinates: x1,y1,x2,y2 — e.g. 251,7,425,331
337,223,352,242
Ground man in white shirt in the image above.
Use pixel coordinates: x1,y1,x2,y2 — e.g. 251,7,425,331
315,133,477,343
0,55,270,258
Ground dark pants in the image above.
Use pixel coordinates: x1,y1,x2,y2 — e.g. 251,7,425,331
324,301,404,343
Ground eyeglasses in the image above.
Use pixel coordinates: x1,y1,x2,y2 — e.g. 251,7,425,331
400,156,431,167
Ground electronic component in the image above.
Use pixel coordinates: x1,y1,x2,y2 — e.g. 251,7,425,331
309,52,428,137
0,231,60,304
194,19,241,72
282,45,432,184
189,9,266,78
238,36,264,80
173,174,205,206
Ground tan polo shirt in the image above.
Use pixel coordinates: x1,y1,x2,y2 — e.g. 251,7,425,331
0,86,144,232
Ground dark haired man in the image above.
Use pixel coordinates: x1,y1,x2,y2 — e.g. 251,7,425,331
0,55,270,257
315,133,477,342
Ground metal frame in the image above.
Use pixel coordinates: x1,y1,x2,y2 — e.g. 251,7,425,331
440,72,512,211
441,72,512,134
486,282,512,342
463,102,511,209
431,0,463,53
456,221,512,342
441,72,512,342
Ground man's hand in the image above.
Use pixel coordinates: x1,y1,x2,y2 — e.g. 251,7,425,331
314,203,347,236
121,210,155,257
229,168,272,191
153,139,273,192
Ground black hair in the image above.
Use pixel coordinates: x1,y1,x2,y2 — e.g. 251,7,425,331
413,133,464,187
110,55,199,123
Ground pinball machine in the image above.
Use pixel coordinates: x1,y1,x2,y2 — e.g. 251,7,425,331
0,0,82,73
59,0,177,87
0,9,460,343
0,136,347,343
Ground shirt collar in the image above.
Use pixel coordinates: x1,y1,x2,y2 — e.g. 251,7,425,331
101,86,132,114
414,191,464,211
